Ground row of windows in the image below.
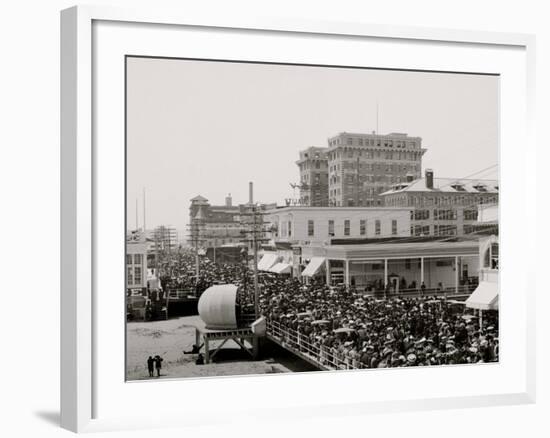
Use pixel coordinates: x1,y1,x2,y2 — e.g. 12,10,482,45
433,209,457,220
329,137,418,149
433,225,458,236
385,194,499,208
328,150,421,166
327,199,384,207
307,219,396,237
126,254,143,265
339,161,419,172
411,224,493,236
330,174,414,185
299,160,326,171
410,209,479,221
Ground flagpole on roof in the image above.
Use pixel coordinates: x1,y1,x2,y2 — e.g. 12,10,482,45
143,187,146,235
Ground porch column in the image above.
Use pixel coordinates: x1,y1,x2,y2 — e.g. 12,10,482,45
344,260,350,287
420,257,424,284
455,256,459,294
325,259,331,285
384,258,388,286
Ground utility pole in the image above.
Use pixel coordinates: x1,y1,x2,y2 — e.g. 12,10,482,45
252,205,259,316
240,182,269,318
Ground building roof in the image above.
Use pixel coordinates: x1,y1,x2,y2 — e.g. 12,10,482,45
265,206,409,214
190,195,208,202
306,239,479,260
380,177,499,196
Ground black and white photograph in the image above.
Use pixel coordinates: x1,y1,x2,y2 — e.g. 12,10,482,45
125,56,499,381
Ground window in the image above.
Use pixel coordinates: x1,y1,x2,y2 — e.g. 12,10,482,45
344,220,351,236
413,225,430,236
134,254,142,265
434,209,457,220
405,259,411,269
490,243,499,269
127,267,133,285
463,209,478,221
134,266,141,285
328,220,335,236
288,221,292,237
360,219,366,235
347,138,352,145
413,209,430,220
375,220,381,236
307,220,314,237
126,254,132,265
434,225,457,236
392,220,398,235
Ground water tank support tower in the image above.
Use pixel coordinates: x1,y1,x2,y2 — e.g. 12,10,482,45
194,284,263,363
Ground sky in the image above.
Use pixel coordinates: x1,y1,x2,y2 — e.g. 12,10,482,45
126,57,499,235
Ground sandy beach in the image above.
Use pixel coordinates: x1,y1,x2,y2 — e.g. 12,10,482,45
126,315,316,381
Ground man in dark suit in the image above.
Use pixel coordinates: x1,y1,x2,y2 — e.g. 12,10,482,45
154,355,163,377
147,356,154,377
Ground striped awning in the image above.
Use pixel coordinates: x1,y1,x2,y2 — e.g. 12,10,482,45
258,253,279,271
301,257,325,277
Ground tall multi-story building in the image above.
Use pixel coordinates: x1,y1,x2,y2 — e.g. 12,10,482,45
295,147,329,206
380,169,498,237
296,132,425,208
327,132,425,207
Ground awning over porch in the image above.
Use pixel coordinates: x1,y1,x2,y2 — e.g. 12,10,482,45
301,257,326,277
465,281,498,310
270,262,292,274
258,253,279,271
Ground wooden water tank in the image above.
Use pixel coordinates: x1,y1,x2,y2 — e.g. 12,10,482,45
197,284,239,330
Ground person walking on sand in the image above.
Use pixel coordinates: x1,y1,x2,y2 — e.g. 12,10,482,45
154,355,163,377
147,356,154,377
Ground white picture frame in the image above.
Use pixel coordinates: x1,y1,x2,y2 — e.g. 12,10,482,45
60,5,536,433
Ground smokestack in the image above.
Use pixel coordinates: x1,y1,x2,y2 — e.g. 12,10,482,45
248,182,254,205
425,169,434,189
225,193,232,207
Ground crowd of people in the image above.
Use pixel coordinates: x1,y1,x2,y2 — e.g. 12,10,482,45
161,250,499,369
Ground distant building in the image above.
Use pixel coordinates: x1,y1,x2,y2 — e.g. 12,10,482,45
188,194,276,248
295,147,329,206
126,230,148,293
264,206,411,245
380,169,498,237
151,225,178,253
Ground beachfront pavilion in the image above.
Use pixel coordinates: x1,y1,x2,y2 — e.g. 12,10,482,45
300,239,480,294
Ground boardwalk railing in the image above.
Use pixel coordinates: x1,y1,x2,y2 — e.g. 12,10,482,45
266,319,367,371
362,284,475,299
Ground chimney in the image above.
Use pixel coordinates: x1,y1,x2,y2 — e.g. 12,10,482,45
225,193,232,207
425,169,434,189
406,173,414,183
248,181,254,204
